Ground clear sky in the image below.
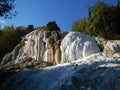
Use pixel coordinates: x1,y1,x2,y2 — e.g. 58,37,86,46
0,0,117,31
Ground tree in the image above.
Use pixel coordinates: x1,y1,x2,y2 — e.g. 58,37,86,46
72,1,120,39
0,30,1,34
87,5,92,17
0,0,17,19
117,0,120,7
46,21,60,30
87,2,109,37
25,25,34,34
87,2,120,39
15,26,26,36
36,21,60,31
72,19,87,34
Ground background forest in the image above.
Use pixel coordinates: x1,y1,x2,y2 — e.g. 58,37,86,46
72,1,120,40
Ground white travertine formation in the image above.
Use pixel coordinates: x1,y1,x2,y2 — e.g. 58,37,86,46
104,40,120,55
4,30,67,64
60,32,100,63
1,53,120,90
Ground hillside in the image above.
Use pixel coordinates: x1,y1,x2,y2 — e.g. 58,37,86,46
0,30,120,90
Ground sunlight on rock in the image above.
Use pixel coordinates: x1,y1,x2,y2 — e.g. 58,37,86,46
61,32,100,63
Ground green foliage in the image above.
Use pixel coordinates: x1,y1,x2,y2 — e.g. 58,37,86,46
46,21,60,30
0,0,17,19
25,25,34,34
72,1,120,40
72,19,87,34
0,25,21,60
36,21,60,31
87,2,120,39
15,26,26,37
0,30,1,34
117,0,120,7
35,26,48,30
87,2,109,37
15,25,34,36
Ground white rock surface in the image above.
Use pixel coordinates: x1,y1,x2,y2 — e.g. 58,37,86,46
60,32,100,63
1,53,120,90
1,30,67,65
13,30,47,63
104,40,120,55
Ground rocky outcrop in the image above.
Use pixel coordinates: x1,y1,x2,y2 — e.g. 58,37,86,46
96,38,107,47
95,38,107,51
0,30,120,90
0,53,120,90
104,40,120,55
1,30,67,65
0,52,13,65
96,38,120,56
1,31,101,66
60,32,100,63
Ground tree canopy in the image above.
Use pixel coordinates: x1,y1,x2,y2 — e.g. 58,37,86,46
72,19,87,34
46,21,60,30
36,21,60,31
0,0,16,19
87,2,120,39
72,1,120,40
25,25,34,34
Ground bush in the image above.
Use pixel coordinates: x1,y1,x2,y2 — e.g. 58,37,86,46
36,21,60,31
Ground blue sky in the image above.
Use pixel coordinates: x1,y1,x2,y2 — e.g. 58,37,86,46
0,0,117,31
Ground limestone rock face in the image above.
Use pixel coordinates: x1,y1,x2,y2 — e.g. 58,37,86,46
104,40,120,55
95,38,107,51
0,52,13,65
1,53,120,90
2,30,67,65
60,32,100,63
96,38,107,47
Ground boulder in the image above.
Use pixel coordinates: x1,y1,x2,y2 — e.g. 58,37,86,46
60,32,100,63
104,40,120,55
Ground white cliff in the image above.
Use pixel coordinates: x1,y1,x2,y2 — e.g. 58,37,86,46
1,30,67,65
60,32,100,63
